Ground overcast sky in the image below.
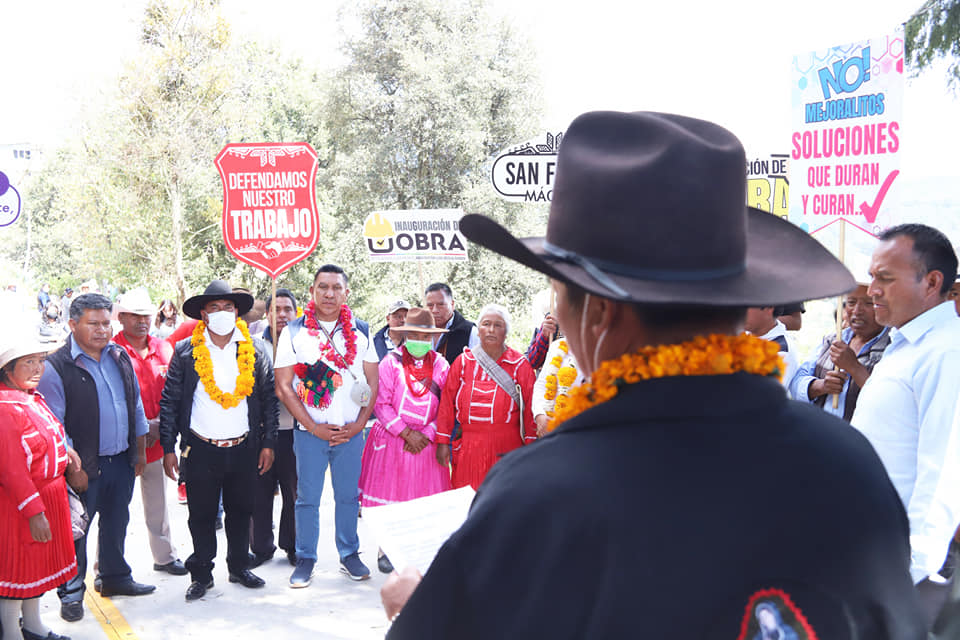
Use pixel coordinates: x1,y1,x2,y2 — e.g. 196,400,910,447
1,0,957,179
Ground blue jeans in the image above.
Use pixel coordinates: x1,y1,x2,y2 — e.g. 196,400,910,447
293,428,363,561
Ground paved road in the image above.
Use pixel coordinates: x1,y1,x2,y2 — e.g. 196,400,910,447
37,470,391,639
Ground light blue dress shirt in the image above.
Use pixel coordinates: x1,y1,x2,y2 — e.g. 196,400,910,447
38,338,149,455
851,301,960,583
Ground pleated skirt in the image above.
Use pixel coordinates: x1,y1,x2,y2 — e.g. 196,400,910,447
359,422,451,507
0,476,78,599
451,422,523,491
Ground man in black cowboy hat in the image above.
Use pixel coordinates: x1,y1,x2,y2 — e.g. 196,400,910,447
381,112,925,638
159,280,279,601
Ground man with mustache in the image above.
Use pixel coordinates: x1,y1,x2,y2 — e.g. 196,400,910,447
789,282,890,421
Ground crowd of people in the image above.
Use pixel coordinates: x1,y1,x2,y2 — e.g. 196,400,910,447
3,108,960,639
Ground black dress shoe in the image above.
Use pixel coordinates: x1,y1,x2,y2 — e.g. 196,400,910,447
92,577,102,593
228,569,265,588
98,580,156,598
59,602,83,622
378,553,394,574
154,559,188,575
286,550,297,566
185,579,214,601
248,551,273,568
21,628,71,640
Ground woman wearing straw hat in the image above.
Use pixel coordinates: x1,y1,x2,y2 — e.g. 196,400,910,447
0,330,82,640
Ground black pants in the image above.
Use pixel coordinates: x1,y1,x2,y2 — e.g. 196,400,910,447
59,453,136,603
182,434,256,583
250,429,297,556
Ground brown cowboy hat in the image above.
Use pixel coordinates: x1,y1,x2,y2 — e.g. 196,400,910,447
393,308,449,334
462,111,854,306
182,280,255,320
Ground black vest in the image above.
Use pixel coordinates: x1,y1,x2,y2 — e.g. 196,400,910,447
436,311,474,365
373,325,392,361
46,337,140,476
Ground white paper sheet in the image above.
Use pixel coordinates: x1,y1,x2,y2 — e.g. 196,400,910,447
361,486,476,575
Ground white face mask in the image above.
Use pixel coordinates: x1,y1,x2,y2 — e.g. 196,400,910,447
206,310,236,336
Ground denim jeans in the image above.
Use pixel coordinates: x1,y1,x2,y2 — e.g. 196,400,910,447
293,428,363,561
58,454,135,603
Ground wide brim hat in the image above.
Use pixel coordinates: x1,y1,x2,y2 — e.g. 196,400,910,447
461,111,854,307
112,287,157,320
182,280,254,320
393,308,449,334
0,330,61,370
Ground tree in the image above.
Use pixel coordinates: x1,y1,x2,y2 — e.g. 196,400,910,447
906,0,960,89
305,0,548,339
5,0,322,304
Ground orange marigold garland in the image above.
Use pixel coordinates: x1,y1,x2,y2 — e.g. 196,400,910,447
191,319,256,409
547,333,783,431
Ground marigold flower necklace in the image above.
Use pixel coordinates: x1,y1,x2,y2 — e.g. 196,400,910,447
191,319,256,409
547,333,783,431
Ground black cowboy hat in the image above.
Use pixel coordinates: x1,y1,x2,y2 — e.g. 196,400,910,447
462,111,854,306
182,280,255,319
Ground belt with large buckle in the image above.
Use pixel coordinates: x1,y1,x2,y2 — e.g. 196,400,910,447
190,430,248,448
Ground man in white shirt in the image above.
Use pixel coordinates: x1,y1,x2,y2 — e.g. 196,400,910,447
159,280,279,602
274,264,379,587
851,223,960,630
744,305,799,393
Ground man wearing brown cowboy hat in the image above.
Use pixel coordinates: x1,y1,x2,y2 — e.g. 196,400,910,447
381,111,925,638
159,280,279,601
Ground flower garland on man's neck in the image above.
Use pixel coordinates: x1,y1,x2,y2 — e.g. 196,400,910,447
540,340,579,418
303,301,357,369
191,319,256,409
547,333,783,431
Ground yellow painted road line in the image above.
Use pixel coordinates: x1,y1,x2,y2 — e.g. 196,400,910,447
84,575,140,640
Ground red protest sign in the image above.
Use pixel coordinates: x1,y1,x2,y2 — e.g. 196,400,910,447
216,142,320,278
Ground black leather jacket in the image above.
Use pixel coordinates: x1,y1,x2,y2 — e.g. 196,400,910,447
159,335,279,455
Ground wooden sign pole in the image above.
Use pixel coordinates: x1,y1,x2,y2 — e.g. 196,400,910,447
832,220,845,409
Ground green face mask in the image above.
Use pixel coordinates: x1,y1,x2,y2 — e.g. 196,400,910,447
404,339,432,358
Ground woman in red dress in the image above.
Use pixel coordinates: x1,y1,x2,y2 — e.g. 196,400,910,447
436,304,535,489
0,333,80,640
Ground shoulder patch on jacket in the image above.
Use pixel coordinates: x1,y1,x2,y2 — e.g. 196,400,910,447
736,588,818,640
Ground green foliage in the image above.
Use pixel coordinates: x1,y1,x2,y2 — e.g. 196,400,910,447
906,0,960,89
5,0,548,347
300,0,548,344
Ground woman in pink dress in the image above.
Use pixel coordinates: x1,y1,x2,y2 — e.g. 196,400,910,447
1,331,81,640
359,308,452,572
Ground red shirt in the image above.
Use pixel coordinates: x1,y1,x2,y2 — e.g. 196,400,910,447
166,318,199,347
113,332,173,463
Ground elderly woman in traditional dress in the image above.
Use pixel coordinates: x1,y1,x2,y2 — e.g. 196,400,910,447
359,308,452,572
0,330,82,640
435,304,535,490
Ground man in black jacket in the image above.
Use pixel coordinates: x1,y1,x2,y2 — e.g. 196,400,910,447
381,112,926,639
38,293,154,623
372,299,411,361
424,283,477,364
159,280,279,601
